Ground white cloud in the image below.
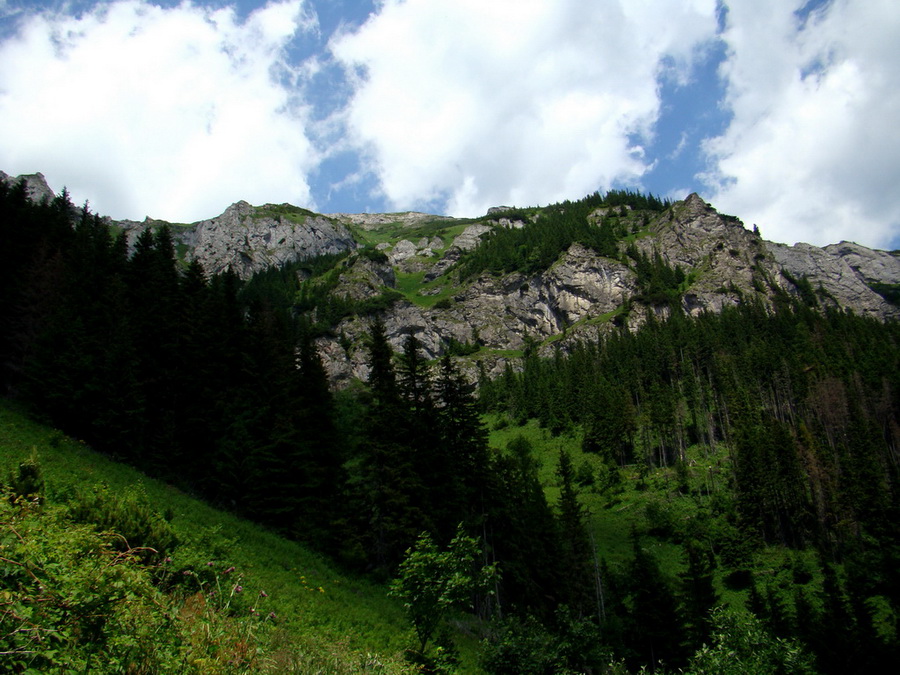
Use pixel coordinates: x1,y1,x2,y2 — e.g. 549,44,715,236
0,0,317,222
331,0,718,216
702,0,900,249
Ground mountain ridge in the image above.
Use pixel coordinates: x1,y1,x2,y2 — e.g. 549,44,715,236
3,170,898,385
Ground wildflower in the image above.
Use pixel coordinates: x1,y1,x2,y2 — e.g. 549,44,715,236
234,585,243,593
206,561,214,566
182,570,192,576
268,612,277,620
259,590,268,597
224,566,236,574
318,586,325,593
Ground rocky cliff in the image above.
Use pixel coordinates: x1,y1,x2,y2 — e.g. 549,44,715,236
115,201,358,279
309,194,899,384
0,170,57,204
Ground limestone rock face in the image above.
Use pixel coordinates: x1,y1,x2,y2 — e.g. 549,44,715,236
767,241,899,319
332,256,396,301
1,171,56,204
453,223,494,251
315,243,640,384
116,201,357,278
423,223,494,282
329,211,453,230
823,242,900,285
388,239,420,264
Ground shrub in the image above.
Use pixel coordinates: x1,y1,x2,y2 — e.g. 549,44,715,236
66,483,179,563
0,499,184,672
6,451,44,504
0,497,274,673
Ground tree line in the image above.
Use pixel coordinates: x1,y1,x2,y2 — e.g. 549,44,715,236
457,190,667,280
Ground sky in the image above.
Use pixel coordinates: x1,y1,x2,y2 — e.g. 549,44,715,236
0,1,898,249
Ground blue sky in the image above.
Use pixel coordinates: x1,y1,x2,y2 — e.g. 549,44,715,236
1,0,898,249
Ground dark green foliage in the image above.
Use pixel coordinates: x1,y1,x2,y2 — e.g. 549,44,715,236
351,321,430,571
67,483,179,564
555,450,595,614
782,269,820,308
482,298,900,671
687,608,817,674
238,250,348,311
6,453,44,504
869,281,900,306
458,190,655,280
4,180,900,673
481,614,565,675
481,436,563,617
679,540,719,649
390,525,497,656
0,186,345,559
358,245,390,264
602,188,671,212
624,531,687,669
486,300,900,555
481,607,608,675
445,335,481,356
349,330,496,574
627,245,689,307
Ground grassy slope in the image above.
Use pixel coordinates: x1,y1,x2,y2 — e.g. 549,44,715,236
2,401,822,671
485,415,808,611
0,401,419,673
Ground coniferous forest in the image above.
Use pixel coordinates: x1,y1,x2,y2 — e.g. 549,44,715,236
2,177,900,673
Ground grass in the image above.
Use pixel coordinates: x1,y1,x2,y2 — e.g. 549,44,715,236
486,413,833,621
394,270,461,308
485,415,761,600
3,397,825,671
349,219,475,256
0,401,421,672
251,204,319,225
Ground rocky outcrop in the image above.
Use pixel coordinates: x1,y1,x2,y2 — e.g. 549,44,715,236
116,201,357,278
424,223,493,281
316,193,900,384
823,242,900,285
767,241,899,319
315,243,639,384
0,171,56,204
328,211,453,230
634,193,776,316
332,256,396,301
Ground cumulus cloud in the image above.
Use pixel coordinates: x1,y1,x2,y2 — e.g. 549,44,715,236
331,0,718,216
0,0,317,222
702,0,900,249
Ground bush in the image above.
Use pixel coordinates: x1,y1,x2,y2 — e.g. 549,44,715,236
6,451,44,504
0,497,274,673
686,608,816,674
0,499,185,672
66,483,179,563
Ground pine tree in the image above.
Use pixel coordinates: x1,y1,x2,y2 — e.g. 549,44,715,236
626,529,686,669
679,539,719,650
555,450,595,615
355,320,428,571
434,354,490,536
